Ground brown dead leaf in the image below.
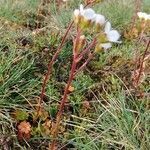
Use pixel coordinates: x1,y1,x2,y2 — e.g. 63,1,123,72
42,119,52,135
124,27,139,40
80,100,91,116
85,0,102,5
82,100,90,109
68,85,74,92
131,44,150,88
17,121,31,141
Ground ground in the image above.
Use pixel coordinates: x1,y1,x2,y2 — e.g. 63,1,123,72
0,0,150,150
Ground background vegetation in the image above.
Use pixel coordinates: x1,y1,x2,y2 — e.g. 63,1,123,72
0,0,149,149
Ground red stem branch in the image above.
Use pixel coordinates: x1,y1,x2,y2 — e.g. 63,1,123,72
37,21,74,117
77,38,96,61
50,31,82,150
135,40,150,87
75,52,95,76
50,58,77,150
50,39,96,148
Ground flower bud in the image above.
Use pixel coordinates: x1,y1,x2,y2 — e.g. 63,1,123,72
74,9,80,24
80,18,93,29
95,44,102,53
94,14,105,32
77,35,86,52
97,33,108,43
73,35,86,55
74,5,96,30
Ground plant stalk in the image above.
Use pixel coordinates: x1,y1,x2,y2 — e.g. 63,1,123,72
50,58,77,150
37,21,73,117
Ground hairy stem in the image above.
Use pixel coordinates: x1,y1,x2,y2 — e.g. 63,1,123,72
77,38,96,61
50,30,82,149
36,21,73,117
50,58,77,150
135,40,150,87
75,52,95,76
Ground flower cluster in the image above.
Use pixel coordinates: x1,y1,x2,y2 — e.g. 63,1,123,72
137,12,150,20
137,12,150,35
73,4,121,51
74,4,105,28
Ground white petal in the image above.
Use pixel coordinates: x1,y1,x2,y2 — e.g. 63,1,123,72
107,30,120,42
114,40,122,44
104,21,111,33
101,43,112,49
82,8,95,20
80,4,84,13
74,9,80,17
137,12,146,18
145,14,150,20
137,12,143,18
94,14,105,25
137,12,149,20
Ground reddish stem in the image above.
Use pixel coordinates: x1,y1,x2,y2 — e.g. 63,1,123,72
50,58,77,150
50,39,96,149
37,21,73,117
75,52,95,76
135,40,150,87
50,30,82,150
74,39,97,75
77,38,96,61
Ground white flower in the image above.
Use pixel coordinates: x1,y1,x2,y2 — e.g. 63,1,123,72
101,43,112,49
82,8,95,21
94,14,106,25
74,4,96,21
80,4,95,21
137,12,147,18
137,12,150,20
79,4,84,14
74,9,80,17
104,22,121,43
98,22,121,50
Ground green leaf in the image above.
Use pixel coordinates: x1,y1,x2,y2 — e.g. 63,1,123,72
15,110,29,121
